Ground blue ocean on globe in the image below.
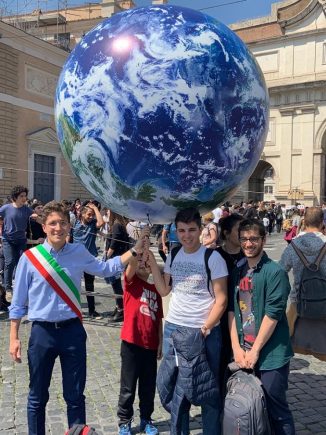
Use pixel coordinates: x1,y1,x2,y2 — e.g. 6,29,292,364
55,5,269,223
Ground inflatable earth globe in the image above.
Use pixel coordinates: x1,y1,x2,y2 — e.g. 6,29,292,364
55,5,269,223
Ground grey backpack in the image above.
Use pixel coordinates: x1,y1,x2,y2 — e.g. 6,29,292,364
291,242,326,320
222,364,271,435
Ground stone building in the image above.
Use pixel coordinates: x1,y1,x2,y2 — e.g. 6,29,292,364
232,0,326,205
0,0,326,206
0,19,90,202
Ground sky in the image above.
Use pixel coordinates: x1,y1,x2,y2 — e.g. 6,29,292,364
5,0,277,25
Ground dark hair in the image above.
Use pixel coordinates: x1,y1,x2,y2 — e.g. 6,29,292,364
220,214,243,240
238,218,266,238
31,201,43,210
11,185,28,201
304,207,324,228
41,201,70,224
175,207,201,228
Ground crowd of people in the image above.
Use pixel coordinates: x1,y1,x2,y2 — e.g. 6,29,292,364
1,185,326,435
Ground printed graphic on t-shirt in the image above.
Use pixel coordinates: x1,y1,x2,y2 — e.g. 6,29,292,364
140,287,159,321
239,270,256,348
172,261,207,296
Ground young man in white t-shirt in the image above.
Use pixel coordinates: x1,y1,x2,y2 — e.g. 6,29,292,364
148,208,228,435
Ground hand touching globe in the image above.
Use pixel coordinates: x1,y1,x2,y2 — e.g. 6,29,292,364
55,5,269,223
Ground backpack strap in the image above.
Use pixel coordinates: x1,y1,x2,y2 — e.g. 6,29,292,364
314,243,326,269
66,424,86,435
204,248,215,297
168,245,182,287
292,241,326,270
168,246,214,296
291,242,310,268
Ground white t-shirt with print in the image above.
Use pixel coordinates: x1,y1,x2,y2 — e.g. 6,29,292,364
164,245,228,328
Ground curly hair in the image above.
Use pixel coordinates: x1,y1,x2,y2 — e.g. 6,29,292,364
11,185,28,201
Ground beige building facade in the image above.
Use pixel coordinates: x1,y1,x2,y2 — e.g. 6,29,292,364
0,20,90,202
232,0,326,205
0,0,325,206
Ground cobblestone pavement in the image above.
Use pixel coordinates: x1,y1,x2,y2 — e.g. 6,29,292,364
0,235,325,434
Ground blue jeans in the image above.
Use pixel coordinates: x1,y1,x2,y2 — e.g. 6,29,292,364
27,319,87,435
163,321,222,435
2,239,26,290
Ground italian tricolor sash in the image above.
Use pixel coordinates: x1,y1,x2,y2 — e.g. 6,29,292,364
24,245,82,321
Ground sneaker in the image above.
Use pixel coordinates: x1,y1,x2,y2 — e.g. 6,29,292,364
89,310,103,320
140,419,159,434
118,422,131,435
108,307,118,317
112,308,124,322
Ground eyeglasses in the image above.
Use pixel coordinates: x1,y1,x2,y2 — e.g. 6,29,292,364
239,236,263,244
45,220,69,228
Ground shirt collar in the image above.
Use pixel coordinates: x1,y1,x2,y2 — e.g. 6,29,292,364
43,239,68,254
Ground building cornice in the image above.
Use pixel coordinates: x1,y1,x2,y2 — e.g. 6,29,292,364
0,20,68,67
267,78,326,91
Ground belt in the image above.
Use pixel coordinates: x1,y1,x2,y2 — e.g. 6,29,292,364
33,317,80,329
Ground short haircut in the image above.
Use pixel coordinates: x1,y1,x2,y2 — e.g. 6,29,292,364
31,201,43,210
11,185,28,201
304,207,323,228
175,207,201,228
238,218,266,238
220,214,243,240
41,201,70,224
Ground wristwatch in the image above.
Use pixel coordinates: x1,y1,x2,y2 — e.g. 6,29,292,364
130,247,138,257
201,325,211,336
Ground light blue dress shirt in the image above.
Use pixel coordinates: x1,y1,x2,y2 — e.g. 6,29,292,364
9,240,124,322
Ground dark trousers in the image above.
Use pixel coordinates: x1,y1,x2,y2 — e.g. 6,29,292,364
105,276,124,310
256,363,295,435
84,272,95,314
2,239,26,290
117,341,157,425
27,320,87,435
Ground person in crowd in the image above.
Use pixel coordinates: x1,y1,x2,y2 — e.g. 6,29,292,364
275,204,284,233
72,198,81,222
126,220,142,244
267,207,276,235
104,212,130,322
73,202,104,319
228,219,295,435
201,212,218,249
212,206,223,224
148,207,228,435
9,201,149,435
216,214,244,387
26,202,46,249
257,202,266,221
0,185,40,305
280,207,326,361
242,201,258,219
117,249,163,435
161,221,180,254
262,215,269,234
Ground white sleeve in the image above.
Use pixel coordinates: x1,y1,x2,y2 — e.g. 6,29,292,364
208,251,228,280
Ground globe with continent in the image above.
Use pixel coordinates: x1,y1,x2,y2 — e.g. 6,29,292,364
55,5,269,223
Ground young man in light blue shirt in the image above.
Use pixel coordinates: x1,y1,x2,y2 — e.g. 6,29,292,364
9,201,149,435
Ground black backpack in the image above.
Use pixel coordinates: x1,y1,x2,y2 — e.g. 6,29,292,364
169,246,215,297
291,242,326,320
223,363,272,435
